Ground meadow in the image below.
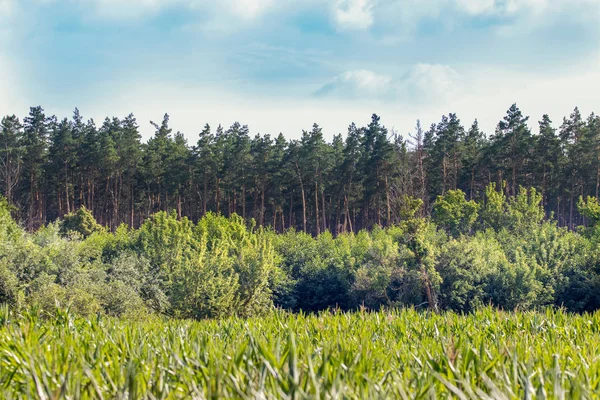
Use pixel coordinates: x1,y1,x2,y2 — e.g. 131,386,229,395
1,307,599,399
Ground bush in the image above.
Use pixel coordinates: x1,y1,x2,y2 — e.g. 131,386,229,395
433,190,479,237
0,262,21,308
437,235,502,312
3,189,600,319
61,206,104,238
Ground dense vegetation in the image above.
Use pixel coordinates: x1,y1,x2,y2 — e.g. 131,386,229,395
3,180,600,317
1,307,599,398
1,105,599,233
3,105,600,397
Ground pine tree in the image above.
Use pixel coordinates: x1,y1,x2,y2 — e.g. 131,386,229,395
47,117,77,218
491,104,533,197
0,115,23,206
97,118,120,227
21,106,49,229
409,120,427,202
587,113,600,198
360,114,393,228
118,114,143,226
144,114,173,215
195,124,215,217
166,131,191,219
340,123,363,232
250,133,273,226
560,107,586,228
460,119,486,200
534,115,561,214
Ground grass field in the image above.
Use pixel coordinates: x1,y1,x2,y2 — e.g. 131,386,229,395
1,307,599,399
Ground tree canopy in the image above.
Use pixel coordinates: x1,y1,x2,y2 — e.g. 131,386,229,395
1,105,599,235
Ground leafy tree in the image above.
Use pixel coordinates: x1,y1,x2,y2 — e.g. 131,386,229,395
437,235,503,312
432,189,479,237
578,196,600,235
61,206,104,238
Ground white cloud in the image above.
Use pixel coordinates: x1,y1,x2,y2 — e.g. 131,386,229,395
333,0,374,30
80,0,176,19
371,0,600,39
453,0,600,16
0,0,598,142
399,63,463,102
455,58,600,134
57,0,280,22
316,63,463,103
452,0,600,25
316,69,394,98
4,0,597,35
68,57,599,142
225,0,275,19
455,0,496,15
309,58,600,137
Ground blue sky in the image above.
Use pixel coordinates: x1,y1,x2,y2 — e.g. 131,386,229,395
1,0,599,140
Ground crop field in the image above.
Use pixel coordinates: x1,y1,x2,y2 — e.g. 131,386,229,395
1,307,599,399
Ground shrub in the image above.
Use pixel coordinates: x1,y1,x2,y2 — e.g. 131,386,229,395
61,206,104,238
433,189,479,237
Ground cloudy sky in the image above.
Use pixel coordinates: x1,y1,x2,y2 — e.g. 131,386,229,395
0,0,599,140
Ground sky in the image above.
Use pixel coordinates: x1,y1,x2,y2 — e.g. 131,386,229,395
0,0,599,141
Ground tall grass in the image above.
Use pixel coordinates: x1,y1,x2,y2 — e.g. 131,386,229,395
0,307,599,399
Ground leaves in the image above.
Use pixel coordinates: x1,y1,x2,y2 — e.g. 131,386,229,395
0,308,599,398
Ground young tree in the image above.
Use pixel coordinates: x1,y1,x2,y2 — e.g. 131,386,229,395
432,189,479,237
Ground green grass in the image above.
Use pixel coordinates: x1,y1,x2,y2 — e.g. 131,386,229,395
1,307,600,399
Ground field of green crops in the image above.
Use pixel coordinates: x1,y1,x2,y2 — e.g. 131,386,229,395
1,307,599,399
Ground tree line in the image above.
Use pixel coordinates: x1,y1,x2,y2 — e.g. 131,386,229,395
1,104,599,233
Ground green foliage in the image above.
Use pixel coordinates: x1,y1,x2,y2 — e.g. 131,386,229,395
480,182,509,231
3,185,600,318
0,262,21,308
508,186,545,230
437,235,502,312
134,211,278,318
578,195,600,226
480,183,545,232
171,244,239,320
60,206,104,238
3,104,600,243
398,195,423,220
0,196,20,240
274,230,352,311
1,308,600,398
432,189,479,236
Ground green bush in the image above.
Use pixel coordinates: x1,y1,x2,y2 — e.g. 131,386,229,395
60,206,104,238
2,190,600,318
433,189,479,237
